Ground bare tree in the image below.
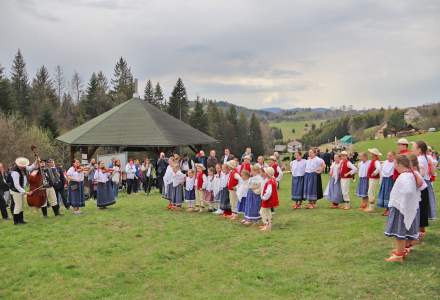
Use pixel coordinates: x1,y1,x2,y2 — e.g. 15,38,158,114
54,65,65,104
71,70,83,103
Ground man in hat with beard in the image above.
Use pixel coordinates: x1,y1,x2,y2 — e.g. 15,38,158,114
39,159,62,217
8,157,37,225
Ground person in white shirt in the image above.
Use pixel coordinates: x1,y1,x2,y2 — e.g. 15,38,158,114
184,169,196,211
236,169,250,215
66,159,86,215
339,151,358,210
125,160,137,195
94,161,116,209
366,148,382,213
111,160,121,198
170,164,185,209
356,153,370,210
290,151,306,209
378,152,395,216
303,149,325,209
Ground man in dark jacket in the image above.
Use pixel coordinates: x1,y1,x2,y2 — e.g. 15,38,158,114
156,152,168,194
206,150,218,170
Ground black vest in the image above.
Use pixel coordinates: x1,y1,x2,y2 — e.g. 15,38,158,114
8,167,25,193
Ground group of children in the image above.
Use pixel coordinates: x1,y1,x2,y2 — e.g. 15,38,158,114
290,138,437,262
161,154,281,231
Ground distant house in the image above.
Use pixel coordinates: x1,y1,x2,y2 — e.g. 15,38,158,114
287,140,302,152
274,144,287,153
404,108,421,124
339,135,353,146
375,122,388,139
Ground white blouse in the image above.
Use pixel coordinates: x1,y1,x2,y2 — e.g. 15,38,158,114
94,169,110,183
185,176,195,191
67,167,84,182
305,157,323,173
172,171,185,187
249,174,263,194
381,160,395,178
417,155,430,181
330,162,340,181
205,175,214,192
357,161,370,178
220,172,229,188
237,178,249,200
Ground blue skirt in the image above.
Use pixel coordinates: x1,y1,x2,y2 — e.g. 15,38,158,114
172,185,184,205
237,197,246,213
425,180,436,220
304,172,318,200
184,188,195,202
385,207,419,240
68,181,85,208
291,176,304,201
165,183,173,200
97,181,116,208
356,177,369,198
219,187,230,210
244,190,261,220
325,178,343,203
377,177,394,208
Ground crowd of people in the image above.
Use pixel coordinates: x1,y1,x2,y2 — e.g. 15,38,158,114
0,140,438,261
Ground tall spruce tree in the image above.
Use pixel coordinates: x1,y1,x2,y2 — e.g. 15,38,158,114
60,93,76,129
39,104,59,138
189,98,208,133
153,82,165,110
0,64,13,113
31,65,58,120
144,80,154,103
225,105,239,155
237,112,249,152
111,57,134,103
206,101,225,152
167,78,189,121
249,113,264,156
80,71,112,120
10,49,31,118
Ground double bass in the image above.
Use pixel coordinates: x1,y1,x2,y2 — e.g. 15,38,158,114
27,145,47,208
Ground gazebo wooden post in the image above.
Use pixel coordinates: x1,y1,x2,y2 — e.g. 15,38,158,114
70,145,76,163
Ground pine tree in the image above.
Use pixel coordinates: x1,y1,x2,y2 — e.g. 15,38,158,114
111,57,134,103
167,78,189,121
224,105,239,155
237,112,249,152
144,80,154,104
71,71,83,103
31,65,58,112
10,49,31,117
80,72,99,119
0,64,13,113
39,104,59,138
249,113,264,156
153,82,165,110
189,98,208,133
60,93,76,129
206,101,225,153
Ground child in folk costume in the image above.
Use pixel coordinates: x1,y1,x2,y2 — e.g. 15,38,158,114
94,161,116,209
163,157,174,203
184,169,196,211
239,156,252,174
378,152,396,216
304,149,325,209
290,151,306,209
324,154,344,208
194,164,207,212
259,167,279,232
356,152,370,210
243,164,263,225
268,156,283,188
170,164,185,209
236,170,250,215
212,164,223,214
365,148,382,213
384,155,421,262
257,156,268,169
66,159,86,215
339,151,358,210
203,167,215,212
227,160,241,219
217,164,231,216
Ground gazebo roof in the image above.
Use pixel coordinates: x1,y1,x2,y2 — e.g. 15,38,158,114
56,97,217,147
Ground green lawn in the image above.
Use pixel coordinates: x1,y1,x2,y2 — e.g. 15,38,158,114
1,174,439,299
270,120,325,141
353,131,440,154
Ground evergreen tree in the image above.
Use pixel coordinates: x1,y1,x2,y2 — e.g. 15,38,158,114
71,71,83,103
167,78,189,121
249,113,264,156
388,110,406,132
0,64,13,113
206,101,225,153
39,104,59,138
144,80,155,104
111,57,134,103
31,65,58,121
189,98,208,133
237,111,249,151
153,82,165,110
80,71,112,120
10,49,31,117
60,93,76,129
54,65,64,104
224,105,239,154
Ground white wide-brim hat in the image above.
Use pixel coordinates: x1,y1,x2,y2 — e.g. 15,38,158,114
269,155,277,161
195,163,206,171
264,167,275,177
15,157,30,168
397,138,409,145
227,160,237,169
340,151,348,156
368,148,382,156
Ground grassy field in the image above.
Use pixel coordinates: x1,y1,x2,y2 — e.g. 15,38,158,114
269,120,325,141
353,131,440,154
1,174,439,299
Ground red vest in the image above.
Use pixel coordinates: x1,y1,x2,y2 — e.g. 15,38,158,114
196,172,204,190
272,163,279,178
227,170,239,190
339,160,353,179
239,162,251,174
368,159,380,179
392,149,410,181
261,178,279,208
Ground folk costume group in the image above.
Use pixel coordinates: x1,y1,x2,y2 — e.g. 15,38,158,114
290,138,437,262
1,140,438,261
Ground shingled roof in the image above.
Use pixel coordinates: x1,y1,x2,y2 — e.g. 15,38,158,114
56,98,217,147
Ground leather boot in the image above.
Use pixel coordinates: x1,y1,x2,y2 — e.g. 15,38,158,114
13,213,20,225
19,212,27,224
41,206,48,217
52,204,62,216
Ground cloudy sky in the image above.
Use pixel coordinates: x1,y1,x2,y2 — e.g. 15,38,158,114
1,0,439,109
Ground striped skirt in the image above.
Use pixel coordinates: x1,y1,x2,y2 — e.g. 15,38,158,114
172,185,184,205
377,177,394,208
184,189,195,202
324,177,343,204
219,187,230,211
68,181,85,208
356,177,369,198
97,181,116,208
426,180,437,220
385,207,419,240
304,172,318,201
291,176,304,201
244,190,261,220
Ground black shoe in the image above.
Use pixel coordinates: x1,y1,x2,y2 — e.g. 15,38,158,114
52,205,62,216
13,214,20,225
19,212,27,224
41,207,48,217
